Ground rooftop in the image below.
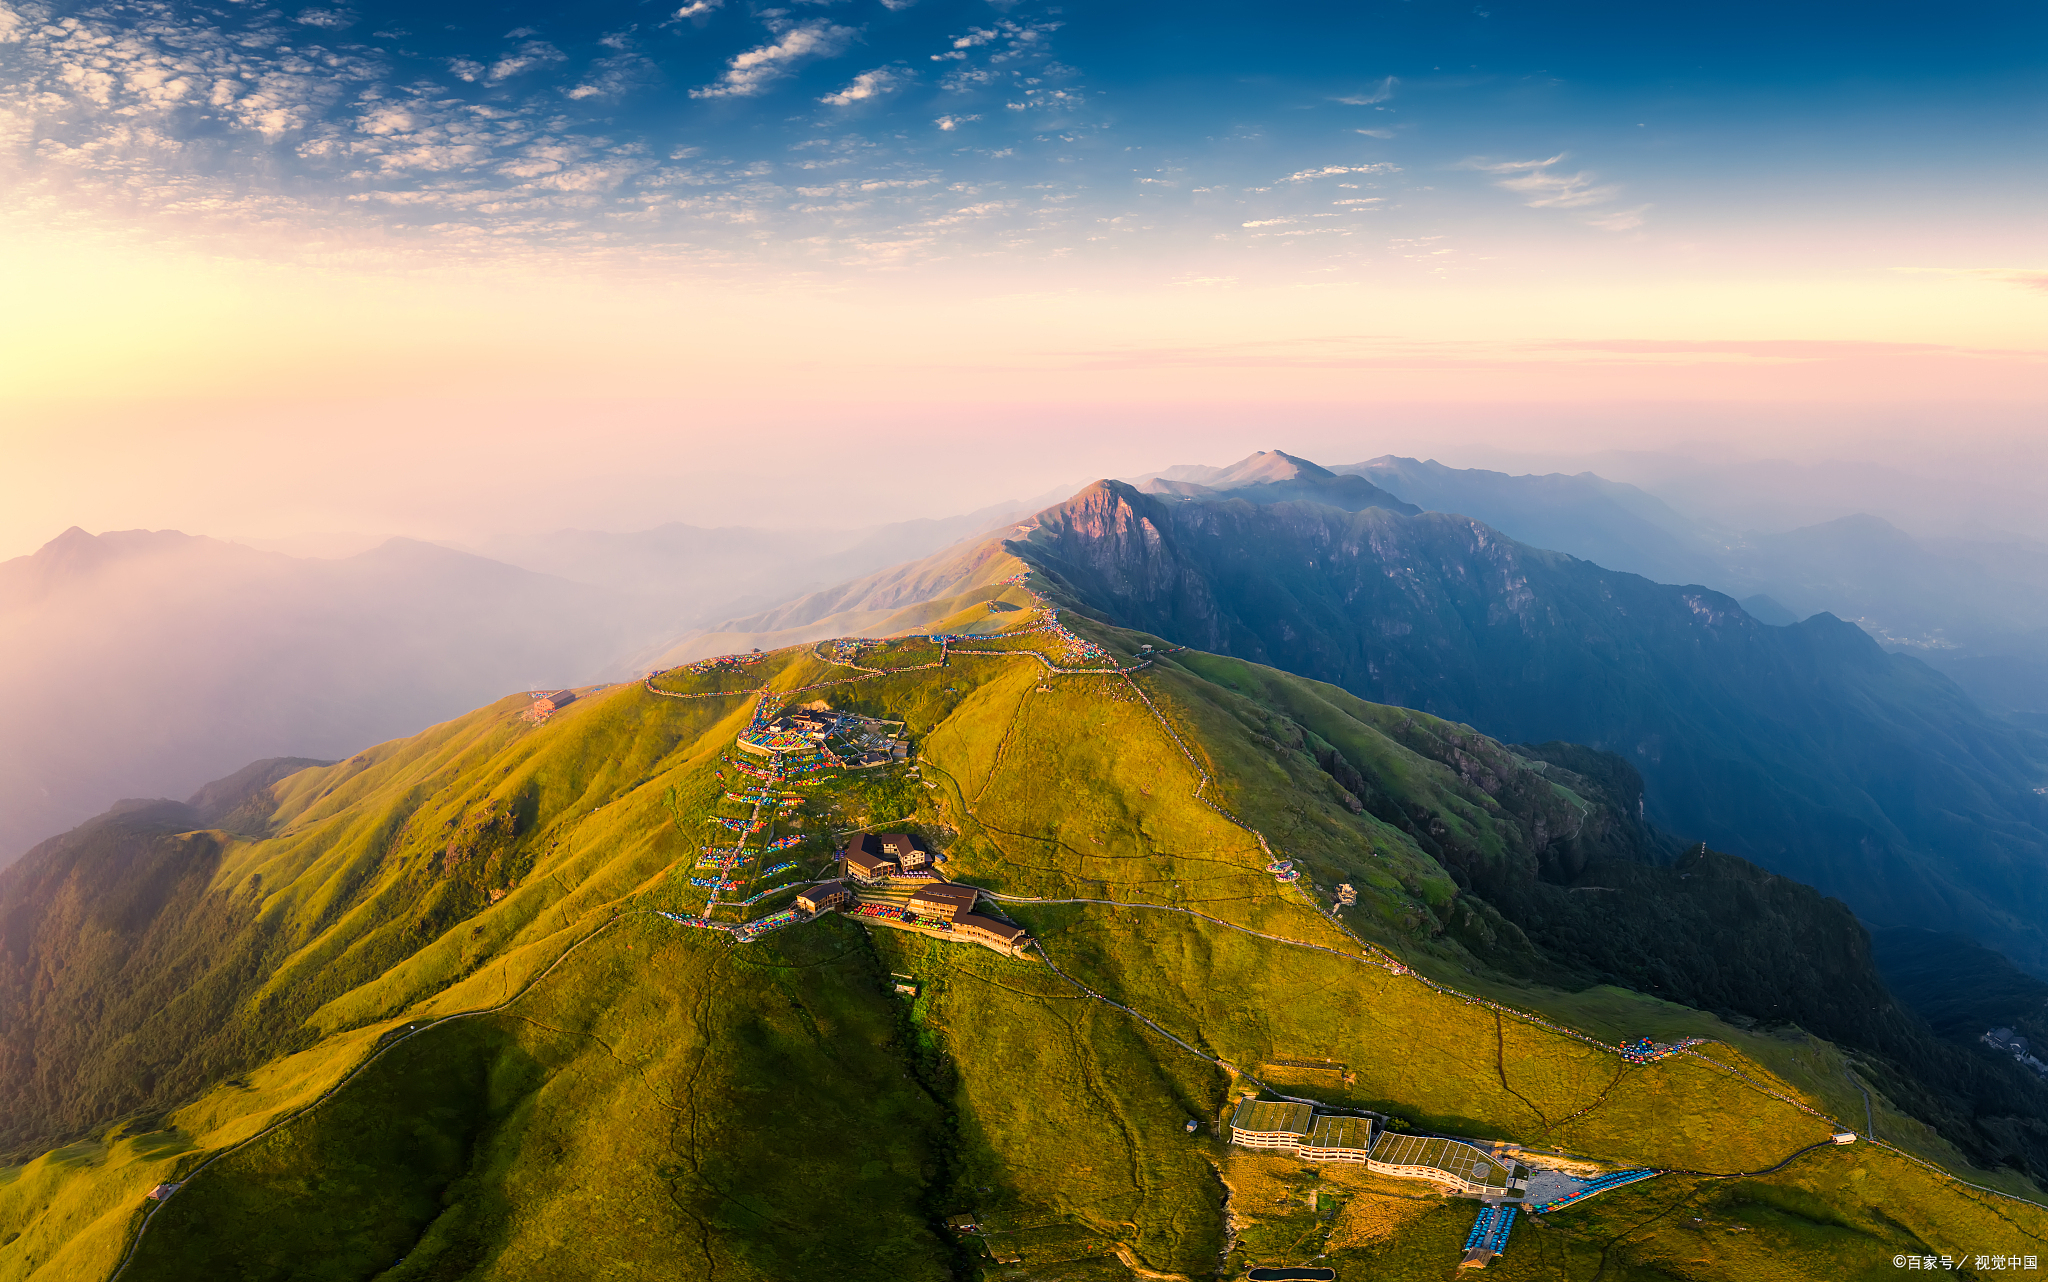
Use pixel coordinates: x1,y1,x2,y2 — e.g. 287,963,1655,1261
1304,1114,1373,1152
1369,1133,1512,1191
909,882,979,913
1230,1099,1313,1137
955,912,1026,941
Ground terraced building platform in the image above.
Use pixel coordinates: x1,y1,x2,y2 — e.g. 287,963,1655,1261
1229,1099,1529,1199
1369,1132,1522,1198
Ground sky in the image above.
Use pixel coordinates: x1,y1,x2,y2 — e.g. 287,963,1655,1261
2,0,2044,556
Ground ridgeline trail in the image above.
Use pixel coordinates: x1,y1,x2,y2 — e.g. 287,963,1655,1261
108,899,663,1282
101,587,2048,1281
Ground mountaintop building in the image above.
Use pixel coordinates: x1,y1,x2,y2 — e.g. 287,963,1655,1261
952,913,1030,956
878,833,929,869
842,832,941,882
1226,1101,1526,1200
1229,1099,1313,1150
796,881,852,914
842,834,896,881
907,881,980,920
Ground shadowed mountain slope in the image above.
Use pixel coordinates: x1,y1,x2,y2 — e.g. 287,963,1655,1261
1010,477,2048,972
1344,455,2048,723
1336,455,1716,587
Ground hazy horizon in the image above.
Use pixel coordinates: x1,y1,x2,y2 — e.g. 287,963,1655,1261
12,415,2048,565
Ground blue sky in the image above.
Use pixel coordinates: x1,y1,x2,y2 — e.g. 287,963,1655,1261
6,0,2042,270
5,0,2045,560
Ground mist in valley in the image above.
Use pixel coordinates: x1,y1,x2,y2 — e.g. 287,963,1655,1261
13,443,2046,867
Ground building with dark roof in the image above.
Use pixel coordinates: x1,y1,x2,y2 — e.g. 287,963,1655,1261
528,689,576,718
796,881,852,914
954,913,1030,955
842,834,897,882
907,882,980,921
1224,1103,1515,1196
877,832,928,869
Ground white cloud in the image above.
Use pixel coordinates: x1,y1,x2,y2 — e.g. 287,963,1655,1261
485,41,567,85
1466,153,1628,213
1004,87,1083,111
1332,77,1397,105
938,65,998,90
1332,198,1382,205
1278,163,1398,183
566,52,656,101
1242,218,1293,227
931,18,1061,89
673,1,721,18
1463,154,1644,229
1355,128,1393,139
531,160,645,193
692,20,857,99
0,0,1066,267
819,66,901,106
294,9,356,30
448,41,568,86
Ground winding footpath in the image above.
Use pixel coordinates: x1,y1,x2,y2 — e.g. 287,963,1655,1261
106,596,2048,1279
947,623,2048,1218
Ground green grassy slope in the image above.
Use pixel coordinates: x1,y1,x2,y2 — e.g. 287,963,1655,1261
3,580,2044,1281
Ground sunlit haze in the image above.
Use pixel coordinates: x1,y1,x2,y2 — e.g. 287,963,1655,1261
4,0,2045,551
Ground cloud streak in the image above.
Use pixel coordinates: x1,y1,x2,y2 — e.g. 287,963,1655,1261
820,67,902,106
1464,153,1644,229
1332,77,1397,105
1279,163,1398,183
692,20,857,99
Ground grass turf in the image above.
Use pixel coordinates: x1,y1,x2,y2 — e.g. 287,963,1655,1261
5,587,2044,1281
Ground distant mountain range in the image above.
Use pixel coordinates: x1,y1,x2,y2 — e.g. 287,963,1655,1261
712,452,2048,974
14,446,2048,924
0,529,663,864
1338,456,2048,724
11,453,2048,1274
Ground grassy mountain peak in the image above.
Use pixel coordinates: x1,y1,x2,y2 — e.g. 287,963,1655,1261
4,578,2045,1280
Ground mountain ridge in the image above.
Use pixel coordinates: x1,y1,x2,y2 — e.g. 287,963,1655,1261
6,590,2046,1280
672,459,2048,974
1005,474,2048,971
